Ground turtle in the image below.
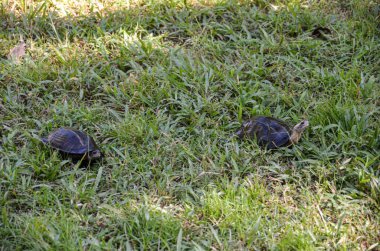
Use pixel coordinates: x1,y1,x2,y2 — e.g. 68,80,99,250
311,26,332,40
42,128,102,161
236,116,309,149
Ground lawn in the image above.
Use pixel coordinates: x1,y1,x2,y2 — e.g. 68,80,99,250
1,0,379,250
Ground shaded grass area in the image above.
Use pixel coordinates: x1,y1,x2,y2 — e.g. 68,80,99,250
1,0,379,250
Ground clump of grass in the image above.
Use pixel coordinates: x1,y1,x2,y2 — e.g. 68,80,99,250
1,0,379,250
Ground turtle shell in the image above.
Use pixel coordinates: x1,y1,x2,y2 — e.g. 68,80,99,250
42,128,100,158
236,116,291,149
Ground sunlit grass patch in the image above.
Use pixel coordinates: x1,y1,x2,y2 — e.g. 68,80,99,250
196,177,379,249
0,199,183,250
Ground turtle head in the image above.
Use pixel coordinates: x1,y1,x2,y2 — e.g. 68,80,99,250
88,149,102,160
293,120,309,133
290,120,309,144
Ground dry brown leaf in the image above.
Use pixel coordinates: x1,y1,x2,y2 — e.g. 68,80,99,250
8,42,26,63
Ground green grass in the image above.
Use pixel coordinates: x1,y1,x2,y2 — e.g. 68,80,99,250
1,0,379,250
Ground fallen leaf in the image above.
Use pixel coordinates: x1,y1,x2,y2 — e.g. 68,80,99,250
342,158,352,165
8,42,26,63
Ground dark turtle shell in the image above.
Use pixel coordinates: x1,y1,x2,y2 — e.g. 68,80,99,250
42,128,101,160
236,116,291,149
